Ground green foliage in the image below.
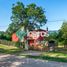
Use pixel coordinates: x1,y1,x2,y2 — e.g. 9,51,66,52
6,2,25,34
48,31,58,41
0,31,4,39
60,21,67,45
15,42,25,48
26,3,46,27
7,2,47,34
57,30,63,42
61,21,67,39
0,31,11,41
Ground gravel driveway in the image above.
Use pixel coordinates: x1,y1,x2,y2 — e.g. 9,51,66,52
0,51,67,67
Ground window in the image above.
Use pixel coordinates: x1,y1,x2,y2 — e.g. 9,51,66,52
42,33,44,35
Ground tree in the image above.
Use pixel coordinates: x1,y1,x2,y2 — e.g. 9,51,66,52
48,31,59,47
60,21,67,46
7,2,47,34
7,2,25,34
48,31,58,41
61,22,67,39
25,3,47,30
0,31,11,41
57,30,63,42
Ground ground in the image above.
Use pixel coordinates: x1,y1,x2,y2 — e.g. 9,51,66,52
0,51,67,67
0,44,67,67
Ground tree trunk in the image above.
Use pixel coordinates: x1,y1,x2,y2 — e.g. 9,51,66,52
25,40,29,50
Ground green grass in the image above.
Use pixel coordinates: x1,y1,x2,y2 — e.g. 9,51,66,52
26,55,67,62
42,52,67,58
0,44,23,54
26,51,67,62
0,44,67,62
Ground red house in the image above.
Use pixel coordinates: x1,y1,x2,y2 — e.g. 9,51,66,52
26,30,48,47
12,29,48,49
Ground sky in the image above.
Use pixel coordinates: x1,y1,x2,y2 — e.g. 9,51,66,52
0,0,67,31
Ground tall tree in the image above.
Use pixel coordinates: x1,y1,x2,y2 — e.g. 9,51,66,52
61,22,67,39
48,31,58,41
60,21,67,46
7,2,25,34
7,2,47,34
26,3,47,30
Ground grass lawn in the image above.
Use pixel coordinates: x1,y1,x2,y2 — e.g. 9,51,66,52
26,48,67,62
0,44,23,54
26,51,67,62
0,44,67,62
42,52,67,58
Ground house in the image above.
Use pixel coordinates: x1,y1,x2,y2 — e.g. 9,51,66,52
26,29,48,46
12,27,48,50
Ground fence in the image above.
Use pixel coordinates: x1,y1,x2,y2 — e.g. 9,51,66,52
0,39,17,46
0,39,24,48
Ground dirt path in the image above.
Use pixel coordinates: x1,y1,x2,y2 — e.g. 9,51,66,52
0,51,67,67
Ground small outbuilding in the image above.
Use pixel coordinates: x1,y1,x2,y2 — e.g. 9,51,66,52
48,40,56,51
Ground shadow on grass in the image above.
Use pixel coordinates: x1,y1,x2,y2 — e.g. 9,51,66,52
26,54,67,63
0,45,67,63
53,48,67,54
0,48,23,55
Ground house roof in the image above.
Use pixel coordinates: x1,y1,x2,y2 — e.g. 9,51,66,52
30,29,47,32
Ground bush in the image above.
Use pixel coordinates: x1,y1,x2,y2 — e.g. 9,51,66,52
15,42,23,48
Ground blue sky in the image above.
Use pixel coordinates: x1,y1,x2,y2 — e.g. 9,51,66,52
0,0,67,31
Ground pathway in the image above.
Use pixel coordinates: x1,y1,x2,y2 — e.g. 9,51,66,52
0,51,67,67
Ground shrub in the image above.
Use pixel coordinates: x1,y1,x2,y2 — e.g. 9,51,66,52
15,42,23,48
